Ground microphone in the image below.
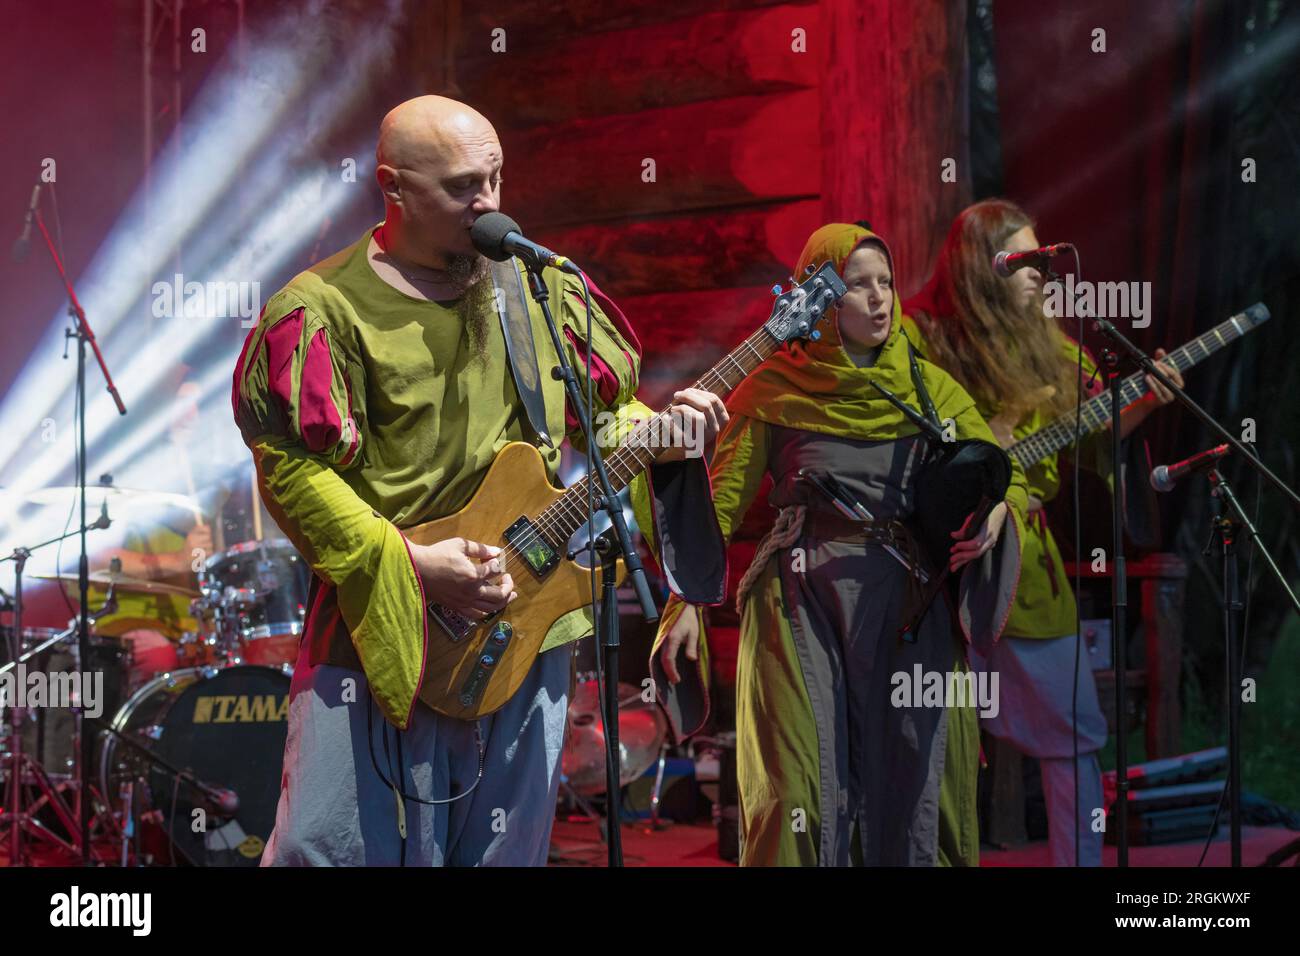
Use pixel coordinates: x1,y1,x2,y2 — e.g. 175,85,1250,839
1150,444,1230,492
470,212,580,274
992,242,1073,278
193,783,241,818
11,183,42,262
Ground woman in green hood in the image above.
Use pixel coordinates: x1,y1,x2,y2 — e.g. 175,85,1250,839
650,223,1028,865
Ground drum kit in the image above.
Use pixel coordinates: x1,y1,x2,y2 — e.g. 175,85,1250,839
3,481,673,867
1,483,307,867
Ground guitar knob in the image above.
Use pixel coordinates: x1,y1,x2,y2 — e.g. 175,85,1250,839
810,330,822,341
771,284,782,295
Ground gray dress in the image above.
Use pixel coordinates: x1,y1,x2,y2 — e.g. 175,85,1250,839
735,426,1021,865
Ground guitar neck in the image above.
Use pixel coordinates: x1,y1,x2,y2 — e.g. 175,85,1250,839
1009,309,1262,469
538,325,782,545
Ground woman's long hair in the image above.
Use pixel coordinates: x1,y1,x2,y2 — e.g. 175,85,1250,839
907,199,1076,418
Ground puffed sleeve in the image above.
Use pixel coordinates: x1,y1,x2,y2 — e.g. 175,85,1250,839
232,298,428,730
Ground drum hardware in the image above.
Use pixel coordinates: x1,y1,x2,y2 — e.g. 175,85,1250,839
1,517,122,866
118,780,135,867
561,678,668,796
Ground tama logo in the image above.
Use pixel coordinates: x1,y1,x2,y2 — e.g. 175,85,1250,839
50,886,151,936
193,694,288,723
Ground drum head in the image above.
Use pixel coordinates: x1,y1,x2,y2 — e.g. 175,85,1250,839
101,665,290,866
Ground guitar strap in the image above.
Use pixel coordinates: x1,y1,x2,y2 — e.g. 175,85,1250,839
906,341,944,431
490,258,554,449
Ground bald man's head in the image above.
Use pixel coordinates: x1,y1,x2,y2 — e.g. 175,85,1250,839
375,95,503,270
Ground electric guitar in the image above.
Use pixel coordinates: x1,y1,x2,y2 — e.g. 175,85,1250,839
1007,303,1269,469
405,263,848,718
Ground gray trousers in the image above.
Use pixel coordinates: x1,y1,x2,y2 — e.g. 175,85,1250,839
262,642,570,866
970,634,1107,867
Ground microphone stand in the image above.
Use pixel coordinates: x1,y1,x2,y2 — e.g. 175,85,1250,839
524,266,659,868
32,206,128,866
1203,465,1299,865
1094,315,1300,868
1098,343,1130,866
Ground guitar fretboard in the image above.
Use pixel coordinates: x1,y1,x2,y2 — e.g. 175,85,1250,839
538,325,781,545
1008,307,1267,469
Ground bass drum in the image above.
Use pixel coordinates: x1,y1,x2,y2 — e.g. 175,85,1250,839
97,665,290,866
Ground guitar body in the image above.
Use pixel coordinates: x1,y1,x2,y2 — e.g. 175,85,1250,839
404,442,606,719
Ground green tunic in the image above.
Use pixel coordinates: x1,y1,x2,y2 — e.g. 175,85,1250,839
233,226,654,728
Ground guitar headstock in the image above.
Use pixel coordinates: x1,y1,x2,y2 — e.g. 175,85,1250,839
1240,302,1270,329
763,261,848,346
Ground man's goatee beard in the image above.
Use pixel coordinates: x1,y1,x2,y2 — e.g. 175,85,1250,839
448,253,493,359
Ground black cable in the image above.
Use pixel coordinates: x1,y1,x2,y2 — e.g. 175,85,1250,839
168,771,182,867
364,690,486,866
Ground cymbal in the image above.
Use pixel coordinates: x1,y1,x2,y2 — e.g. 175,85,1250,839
32,569,199,598
24,485,202,517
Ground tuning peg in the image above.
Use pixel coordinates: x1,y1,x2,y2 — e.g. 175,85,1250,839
805,264,816,275
771,284,783,295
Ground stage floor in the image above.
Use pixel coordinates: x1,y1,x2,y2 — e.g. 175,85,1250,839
548,819,1299,867
3,820,1294,867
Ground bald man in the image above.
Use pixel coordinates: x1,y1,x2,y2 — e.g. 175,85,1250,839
233,96,726,866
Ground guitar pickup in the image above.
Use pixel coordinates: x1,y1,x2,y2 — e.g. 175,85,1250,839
458,622,513,709
503,516,558,579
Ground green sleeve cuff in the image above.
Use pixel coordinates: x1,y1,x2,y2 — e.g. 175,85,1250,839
255,440,427,729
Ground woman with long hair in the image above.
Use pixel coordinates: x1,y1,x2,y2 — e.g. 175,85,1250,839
902,198,1183,866
650,223,1028,866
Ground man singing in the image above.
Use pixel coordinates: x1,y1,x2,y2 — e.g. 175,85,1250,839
233,95,725,866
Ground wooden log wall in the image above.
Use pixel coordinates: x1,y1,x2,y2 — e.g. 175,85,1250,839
424,0,971,404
